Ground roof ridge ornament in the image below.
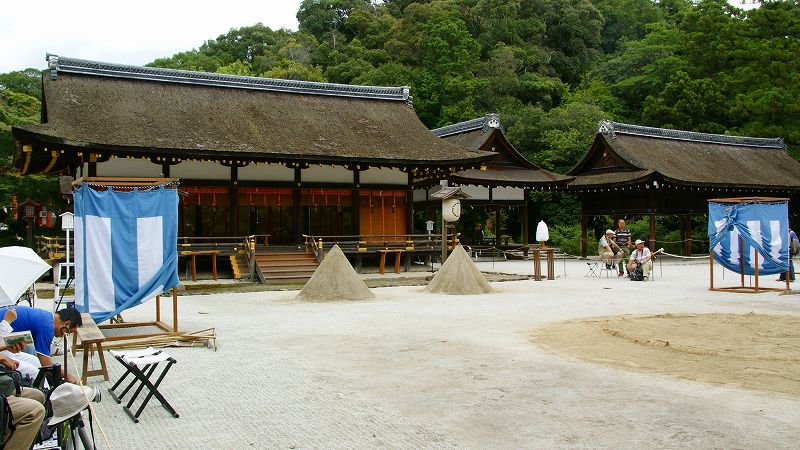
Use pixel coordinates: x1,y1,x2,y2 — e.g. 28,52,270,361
47,54,59,80
45,54,411,102
604,121,784,149
598,120,615,139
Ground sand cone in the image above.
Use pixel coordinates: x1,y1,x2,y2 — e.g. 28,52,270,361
424,244,493,295
295,244,375,301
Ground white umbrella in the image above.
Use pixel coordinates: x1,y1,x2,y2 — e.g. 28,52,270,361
0,246,51,306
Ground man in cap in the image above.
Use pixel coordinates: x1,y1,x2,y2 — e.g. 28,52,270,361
628,239,654,280
598,229,623,269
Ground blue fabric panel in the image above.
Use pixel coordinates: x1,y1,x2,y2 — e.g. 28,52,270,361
73,185,179,323
708,200,790,275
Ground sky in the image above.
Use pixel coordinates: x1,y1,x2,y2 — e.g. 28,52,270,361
0,0,759,74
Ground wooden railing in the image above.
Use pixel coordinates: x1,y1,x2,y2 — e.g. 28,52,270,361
302,233,462,263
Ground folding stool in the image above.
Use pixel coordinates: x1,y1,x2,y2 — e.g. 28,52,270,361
108,347,179,423
584,261,599,277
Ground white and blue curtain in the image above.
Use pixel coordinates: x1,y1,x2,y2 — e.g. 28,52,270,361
708,200,790,276
73,184,179,323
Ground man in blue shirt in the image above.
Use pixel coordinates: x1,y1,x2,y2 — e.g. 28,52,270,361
0,306,82,383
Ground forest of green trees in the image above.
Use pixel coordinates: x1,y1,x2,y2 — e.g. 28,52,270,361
0,0,798,248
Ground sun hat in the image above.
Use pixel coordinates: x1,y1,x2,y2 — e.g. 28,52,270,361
605,229,615,235
48,383,95,426
634,239,644,245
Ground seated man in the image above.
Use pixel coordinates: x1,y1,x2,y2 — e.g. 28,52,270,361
0,309,40,380
0,342,45,450
0,306,81,383
598,229,623,269
628,239,654,280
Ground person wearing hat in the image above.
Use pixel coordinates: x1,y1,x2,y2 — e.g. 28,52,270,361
598,229,623,269
48,383,97,428
0,341,45,450
628,239,654,279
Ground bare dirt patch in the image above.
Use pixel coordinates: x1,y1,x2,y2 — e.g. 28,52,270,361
533,313,800,396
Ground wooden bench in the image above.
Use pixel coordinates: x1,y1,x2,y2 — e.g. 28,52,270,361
71,313,109,383
377,249,405,274
180,250,221,281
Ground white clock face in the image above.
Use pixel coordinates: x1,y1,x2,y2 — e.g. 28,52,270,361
451,201,461,218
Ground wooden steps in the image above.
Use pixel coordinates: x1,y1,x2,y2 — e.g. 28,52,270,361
255,252,319,284
230,252,250,280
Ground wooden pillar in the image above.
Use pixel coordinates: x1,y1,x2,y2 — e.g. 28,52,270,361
522,189,529,255
352,169,360,236
406,173,414,235
649,213,656,250
580,216,588,259
228,188,238,236
293,167,302,244
494,205,500,247
424,189,431,221
684,215,693,256
87,153,97,177
162,162,171,178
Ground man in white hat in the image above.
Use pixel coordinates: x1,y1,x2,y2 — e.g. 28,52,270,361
598,229,623,269
628,239,654,279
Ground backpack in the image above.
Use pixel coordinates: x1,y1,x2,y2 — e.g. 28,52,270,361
629,263,644,281
0,366,22,398
0,366,20,447
0,394,14,447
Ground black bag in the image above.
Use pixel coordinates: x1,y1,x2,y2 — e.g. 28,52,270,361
629,263,644,281
0,366,22,397
0,394,14,447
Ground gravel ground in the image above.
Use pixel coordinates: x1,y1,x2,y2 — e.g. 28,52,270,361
61,256,800,449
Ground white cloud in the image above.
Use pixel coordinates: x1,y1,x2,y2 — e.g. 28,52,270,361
0,0,303,73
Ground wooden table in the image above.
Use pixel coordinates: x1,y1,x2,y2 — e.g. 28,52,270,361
181,250,221,281
378,249,405,274
71,313,109,383
532,247,556,281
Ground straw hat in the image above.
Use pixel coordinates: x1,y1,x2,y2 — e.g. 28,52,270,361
634,239,645,245
605,229,615,236
48,383,94,426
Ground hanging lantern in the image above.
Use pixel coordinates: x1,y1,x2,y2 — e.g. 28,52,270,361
442,198,461,222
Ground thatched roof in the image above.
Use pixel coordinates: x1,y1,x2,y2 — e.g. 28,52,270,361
13,55,491,174
569,121,800,189
432,114,572,188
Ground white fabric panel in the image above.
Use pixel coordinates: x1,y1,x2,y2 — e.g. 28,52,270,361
747,220,763,270
137,217,163,289
729,228,740,266
413,189,427,202
85,215,115,313
769,220,783,262
73,217,84,307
